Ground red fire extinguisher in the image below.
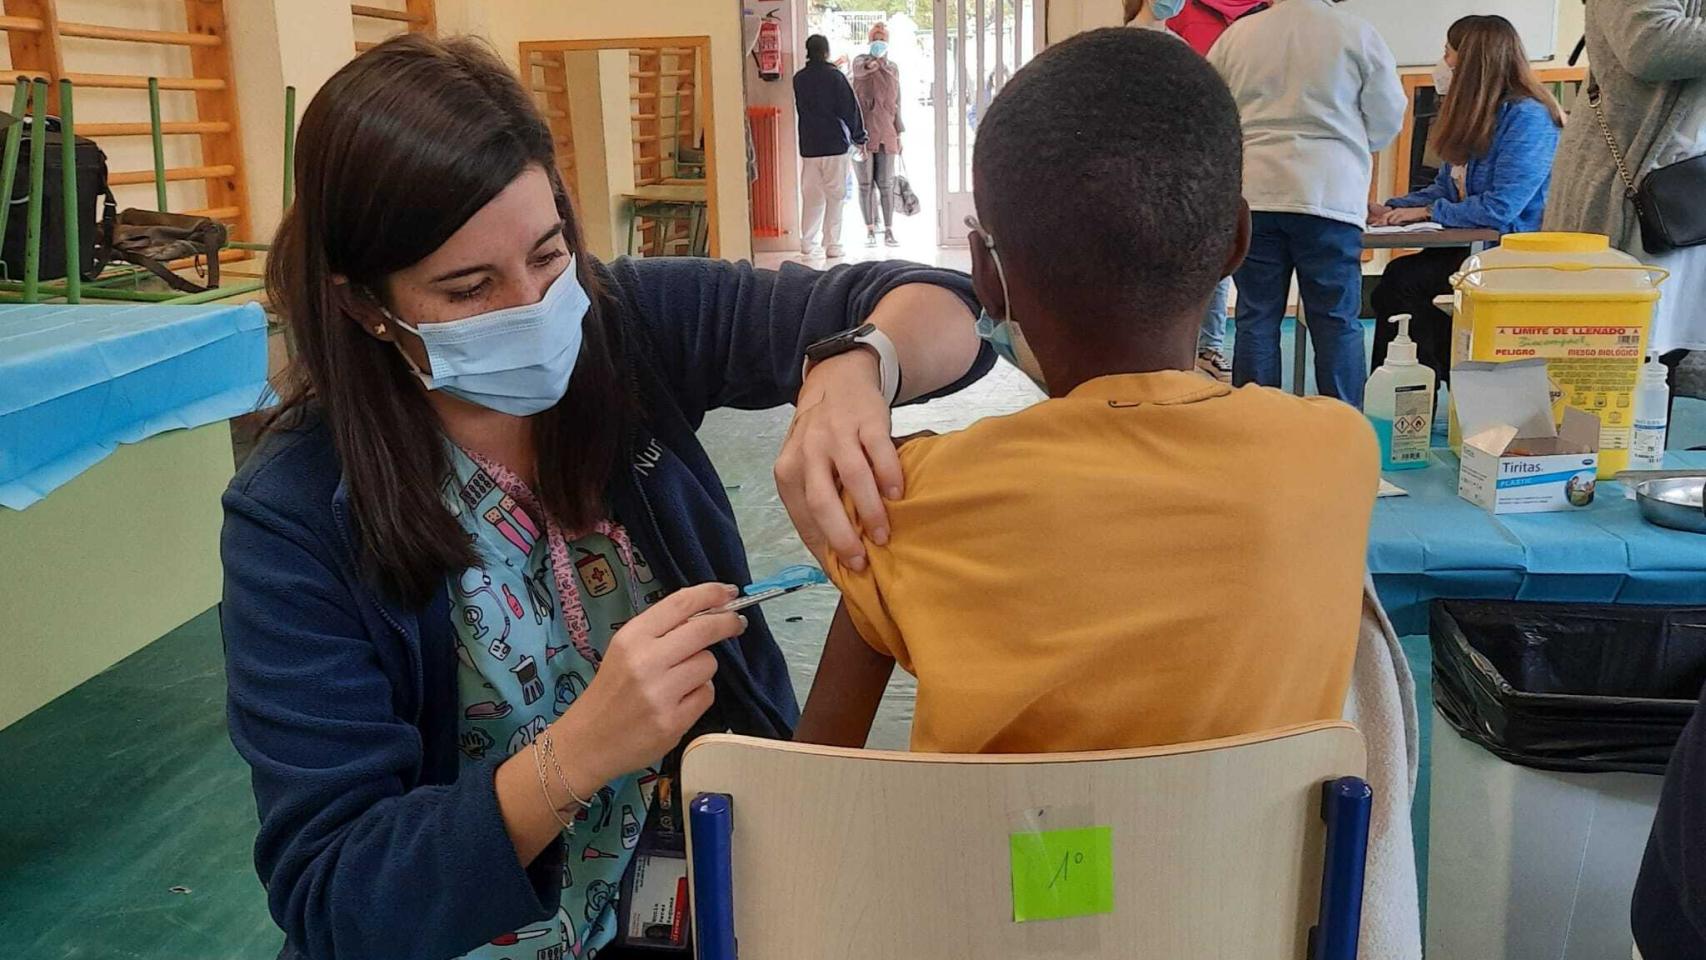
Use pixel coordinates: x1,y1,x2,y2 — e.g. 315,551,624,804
754,13,782,81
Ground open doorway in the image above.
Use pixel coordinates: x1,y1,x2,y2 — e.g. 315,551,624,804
932,0,1044,246
746,1,1040,269
757,1,1039,267
804,5,935,261
744,1,938,268
522,36,720,262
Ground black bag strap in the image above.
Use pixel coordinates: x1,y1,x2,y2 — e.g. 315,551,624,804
106,215,223,294
84,188,118,282
104,207,224,294
109,245,209,293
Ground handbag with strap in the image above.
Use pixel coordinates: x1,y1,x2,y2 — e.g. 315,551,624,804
894,158,921,218
1587,78,1706,254
97,199,227,293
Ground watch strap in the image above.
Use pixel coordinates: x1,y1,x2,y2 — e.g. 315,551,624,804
802,325,903,406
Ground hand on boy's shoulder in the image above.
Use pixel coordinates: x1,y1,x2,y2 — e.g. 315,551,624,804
820,429,956,582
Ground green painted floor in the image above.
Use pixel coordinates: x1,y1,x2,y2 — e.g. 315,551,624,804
0,608,283,959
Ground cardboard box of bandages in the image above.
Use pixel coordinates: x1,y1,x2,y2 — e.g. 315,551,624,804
1455,359,1602,515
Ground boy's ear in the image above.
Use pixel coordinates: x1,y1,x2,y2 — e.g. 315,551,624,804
968,228,1006,321
1222,199,1252,280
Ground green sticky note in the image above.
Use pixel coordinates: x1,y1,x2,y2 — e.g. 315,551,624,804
1008,826,1115,923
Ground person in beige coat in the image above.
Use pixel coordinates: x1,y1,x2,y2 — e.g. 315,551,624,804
1545,0,1706,360
852,22,904,248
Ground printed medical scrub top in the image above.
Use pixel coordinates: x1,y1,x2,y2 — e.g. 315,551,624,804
445,444,666,960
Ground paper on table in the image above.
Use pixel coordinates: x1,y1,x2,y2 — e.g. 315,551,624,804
1378,479,1409,498
1366,222,1445,235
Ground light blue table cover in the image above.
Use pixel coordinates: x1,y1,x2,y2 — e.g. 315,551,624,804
1370,449,1706,635
0,302,268,509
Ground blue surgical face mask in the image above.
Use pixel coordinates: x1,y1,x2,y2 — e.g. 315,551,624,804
386,257,589,417
975,309,1048,392
966,215,1048,392
869,40,889,58
1150,0,1187,18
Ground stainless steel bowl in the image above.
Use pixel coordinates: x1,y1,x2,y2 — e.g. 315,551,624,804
1637,477,1706,534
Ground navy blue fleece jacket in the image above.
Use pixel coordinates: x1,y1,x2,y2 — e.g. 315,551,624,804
221,256,990,960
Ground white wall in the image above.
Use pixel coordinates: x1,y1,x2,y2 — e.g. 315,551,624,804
564,50,613,258
595,50,637,259
1046,0,1122,42
744,0,807,254
1556,0,1586,64
228,0,355,240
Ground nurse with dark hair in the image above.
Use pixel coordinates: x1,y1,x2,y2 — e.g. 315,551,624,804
222,34,988,960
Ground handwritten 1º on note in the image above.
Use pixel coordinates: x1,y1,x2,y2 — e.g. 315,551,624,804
1049,849,1086,890
1009,826,1115,923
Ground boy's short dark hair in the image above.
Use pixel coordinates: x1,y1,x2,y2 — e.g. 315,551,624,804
974,28,1243,322
806,34,830,61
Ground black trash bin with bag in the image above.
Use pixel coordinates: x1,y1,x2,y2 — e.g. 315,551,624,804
1425,599,1706,959
1431,599,1706,775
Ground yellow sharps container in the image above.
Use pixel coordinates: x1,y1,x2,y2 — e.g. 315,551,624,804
1449,232,1668,477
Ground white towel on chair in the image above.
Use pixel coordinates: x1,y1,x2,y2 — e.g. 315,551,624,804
1343,574,1423,960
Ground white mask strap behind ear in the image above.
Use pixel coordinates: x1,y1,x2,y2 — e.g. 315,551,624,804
363,289,430,381
964,214,1014,325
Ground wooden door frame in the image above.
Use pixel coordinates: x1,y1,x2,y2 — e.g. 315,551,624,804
518,36,719,260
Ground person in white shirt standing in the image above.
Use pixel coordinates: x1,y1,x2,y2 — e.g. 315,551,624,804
1210,0,1404,406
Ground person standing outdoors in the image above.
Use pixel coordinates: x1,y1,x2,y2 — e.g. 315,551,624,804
853,23,905,249
1211,0,1405,405
794,34,866,260
1545,0,1706,381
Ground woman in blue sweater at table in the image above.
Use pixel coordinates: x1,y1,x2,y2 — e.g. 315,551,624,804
221,35,986,960
1369,15,1562,385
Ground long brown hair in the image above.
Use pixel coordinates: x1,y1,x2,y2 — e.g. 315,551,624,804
1432,15,1563,165
267,35,633,605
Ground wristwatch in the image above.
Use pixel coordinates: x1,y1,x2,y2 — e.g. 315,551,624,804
802,322,902,406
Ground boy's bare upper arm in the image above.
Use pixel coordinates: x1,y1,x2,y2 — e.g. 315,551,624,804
795,602,896,747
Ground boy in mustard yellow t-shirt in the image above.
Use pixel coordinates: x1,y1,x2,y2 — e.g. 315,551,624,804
795,27,1379,753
